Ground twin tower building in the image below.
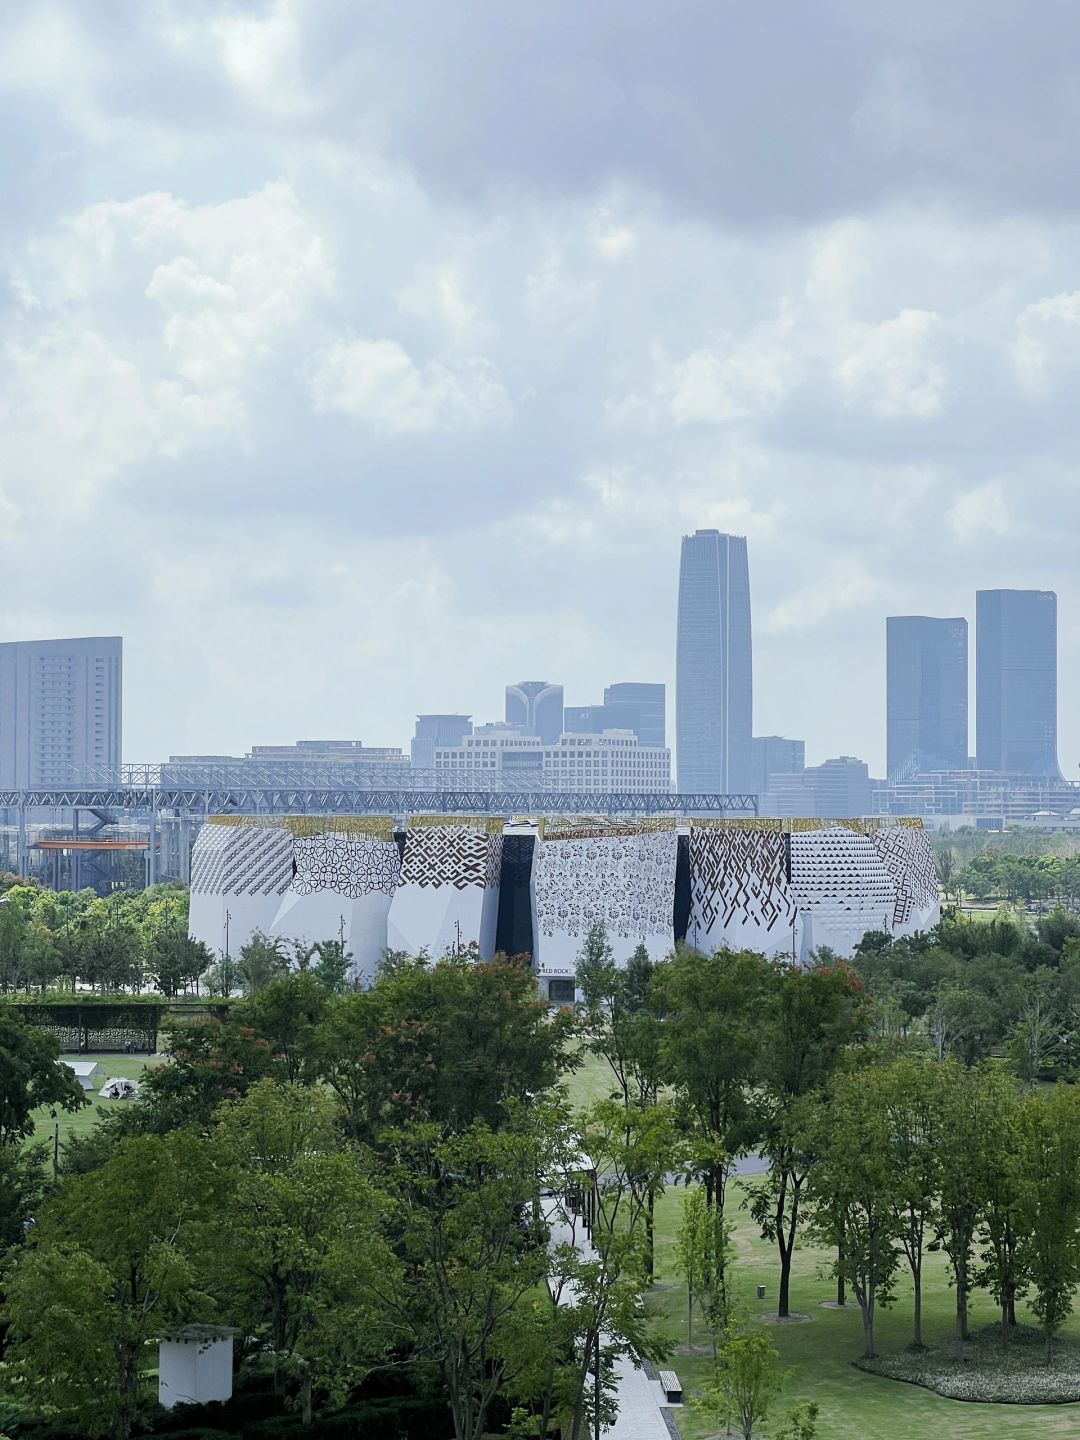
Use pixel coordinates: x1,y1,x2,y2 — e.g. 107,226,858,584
677,529,1061,791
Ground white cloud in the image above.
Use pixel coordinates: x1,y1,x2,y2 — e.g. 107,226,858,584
307,339,511,433
765,568,885,634
1014,290,1080,396
835,308,947,418
947,478,1014,540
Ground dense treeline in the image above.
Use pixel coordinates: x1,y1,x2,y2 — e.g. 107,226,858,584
851,907,1080,1076
933,826,1080,907
0,879,205,997
9,902,1080,1435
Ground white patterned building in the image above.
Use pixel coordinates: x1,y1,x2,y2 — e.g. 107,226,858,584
687,818,938,964
531,819,678,1000
387,818,503,960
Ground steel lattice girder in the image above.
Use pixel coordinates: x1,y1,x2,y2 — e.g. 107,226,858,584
0,787,757,816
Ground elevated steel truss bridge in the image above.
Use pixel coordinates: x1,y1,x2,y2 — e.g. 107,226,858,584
2,782,757,886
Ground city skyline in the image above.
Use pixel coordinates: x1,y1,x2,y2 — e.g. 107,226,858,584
3,4,1080,776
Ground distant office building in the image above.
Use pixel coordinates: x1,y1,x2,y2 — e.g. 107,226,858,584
603,683,666,748
0,636,122,787
763,756,871,819
751,736,805,797
250,740,403,762
505,681,564,745
565,685,665,748
676,531,752,792
433,730,671,793
976,590,1060,777
886,616,968,782
411,714,472,769
564,705,607,735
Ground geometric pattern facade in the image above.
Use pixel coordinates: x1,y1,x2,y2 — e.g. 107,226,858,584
388,819,503,961
188,817,401,985
188,814,940,989
688,824,795,954
687,818,939,964
531,820,678,980
187,823,296,965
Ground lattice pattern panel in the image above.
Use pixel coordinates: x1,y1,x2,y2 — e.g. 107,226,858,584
290,833,401,899
399,824,499,890
689,824,796,937
534,829,677,942
870,825,938,926
190,823,294,898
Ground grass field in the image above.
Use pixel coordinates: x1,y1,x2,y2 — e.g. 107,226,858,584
564,1050,1080,1437
27,1052,157,1153
649,1181,1080,1439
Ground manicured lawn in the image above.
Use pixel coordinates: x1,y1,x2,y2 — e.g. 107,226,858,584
648,1180,1080,1439
27,1052,158,1151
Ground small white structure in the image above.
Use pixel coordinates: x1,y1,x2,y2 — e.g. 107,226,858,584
100,1076,139,1099
66,1061,99,1092
159,1325,236,1409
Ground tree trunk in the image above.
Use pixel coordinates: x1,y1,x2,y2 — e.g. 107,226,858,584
862,1304,875,1359
646,1188,655,1282
955,1273,969,1344
836,1227,846,1306
913,1262,923,1348
301,1372,313,1426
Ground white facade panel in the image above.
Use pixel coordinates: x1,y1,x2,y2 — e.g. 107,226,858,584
268,829,401,984
532,822,677,986
387,820,503,961
187,822,294,959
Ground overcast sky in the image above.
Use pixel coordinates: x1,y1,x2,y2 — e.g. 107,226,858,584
3,1,1080,777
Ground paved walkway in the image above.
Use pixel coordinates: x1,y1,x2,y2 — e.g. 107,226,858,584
548,1216,677,1440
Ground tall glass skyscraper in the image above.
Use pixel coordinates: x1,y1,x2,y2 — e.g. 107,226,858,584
676,531,752,793
886,616,968,782
976,589,1060,777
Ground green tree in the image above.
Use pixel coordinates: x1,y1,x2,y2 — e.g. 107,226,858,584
378,1115,550,1440
673,1182,731,1349
750,964,864,1318
237,971,330,1083
147,928,213,997
696,1322,788,1440
975,1077,1027,1338
2,1130,218,1439
0,1009,86,1145
934,1061,1005,1342
309,954,572,1143
138,1016,284,1129
237,930,289,996
210,1081,397,1421
804,1070,900,1358
1019,1085,1080,1361
875,1059,943,1348
656,948,779,1298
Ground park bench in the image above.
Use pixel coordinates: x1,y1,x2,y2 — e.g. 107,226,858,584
659,1369,683,1404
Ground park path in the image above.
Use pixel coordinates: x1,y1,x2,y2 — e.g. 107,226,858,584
547,1216,678,1440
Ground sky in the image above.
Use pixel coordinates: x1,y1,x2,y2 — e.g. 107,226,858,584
2,0,1080,778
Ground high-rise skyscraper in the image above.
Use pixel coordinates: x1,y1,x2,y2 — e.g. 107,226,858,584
603,682,666,748
675,531,752,792
886,616,968,781
976,589,1060,776
505,681,564,744
0,636,122,787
